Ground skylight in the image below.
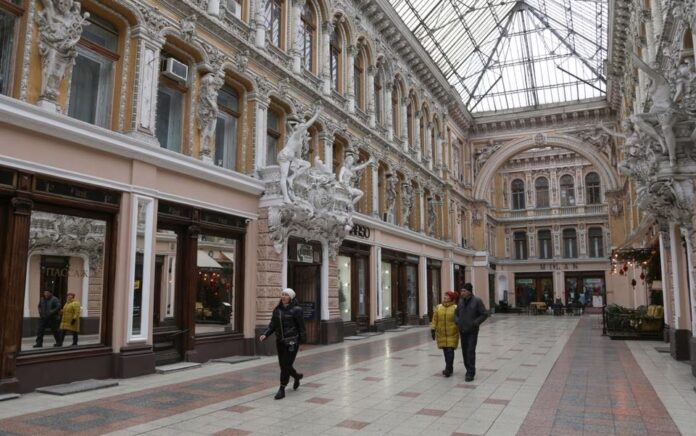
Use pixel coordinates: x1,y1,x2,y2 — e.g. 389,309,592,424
389,0,608,114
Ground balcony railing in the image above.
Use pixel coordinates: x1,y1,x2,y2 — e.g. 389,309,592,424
497,204,607,220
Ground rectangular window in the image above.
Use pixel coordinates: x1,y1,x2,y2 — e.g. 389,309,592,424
266,110,280,166
156,85,184,152
589,228,604,258
380,261,391,318
215,86,239,170
338,255,351,322
0,7,18,96
265,0,281,47
538,230,552,259
354,64,363,110
514,231,528,260
195,235,238,335
22,210,108,352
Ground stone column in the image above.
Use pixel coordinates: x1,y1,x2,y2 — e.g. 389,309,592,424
251,84,270,171
371,159,379,218
128,25,165,144
424,122,432,168
367,65,376,128
400,97,408,150
418,256,428,320
527,228,535,258
575,167,584,205
321,241,330,321
207,0,221,16
290,0,306,74
385,83,393,141
659,231,674,340
419,188,425,233
669,223,691,360
254,0,267,48
413,111,421,159
321,131,334,172
346,45,357,113
321,21,333,95
650,0,663,38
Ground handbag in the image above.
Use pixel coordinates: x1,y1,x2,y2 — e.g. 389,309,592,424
279,309,298,351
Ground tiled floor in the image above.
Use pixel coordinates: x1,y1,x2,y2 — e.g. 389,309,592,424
0,315,692,436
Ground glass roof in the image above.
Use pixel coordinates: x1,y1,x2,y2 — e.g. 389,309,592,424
388,0,608,114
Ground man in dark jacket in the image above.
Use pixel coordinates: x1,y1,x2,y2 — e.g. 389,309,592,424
34,290,61,348
456,283,488,381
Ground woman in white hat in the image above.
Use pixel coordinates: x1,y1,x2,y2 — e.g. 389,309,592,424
259,288,306,399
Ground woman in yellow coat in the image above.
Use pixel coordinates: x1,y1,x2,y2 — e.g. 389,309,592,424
431,291,460,377
58,293,81,346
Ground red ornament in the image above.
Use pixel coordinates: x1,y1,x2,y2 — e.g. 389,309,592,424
619,270,625,275
640,272,645,280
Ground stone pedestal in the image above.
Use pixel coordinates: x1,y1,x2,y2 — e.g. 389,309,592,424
114,344,156,378
374,318,398,332
320,319,344,344
669,328,691,361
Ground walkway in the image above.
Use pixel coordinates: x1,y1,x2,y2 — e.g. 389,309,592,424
0,315,693,436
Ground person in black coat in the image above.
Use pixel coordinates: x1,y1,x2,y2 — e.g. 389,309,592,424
456,283,488,382
259,288,306,400
34,290,61,348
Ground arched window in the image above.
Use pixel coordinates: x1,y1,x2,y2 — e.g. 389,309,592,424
215,84,240,170
535,177,549,208
265,0,283,48
329,29,341,92
588,227,604,258
391,82,399,138
511,179,525,210
354,49,365,111
300,4,315,72
560,175,575,206
585,172,601,204
563,228,578,258
514,231,528,260
538,230,552,259
68,14,119,128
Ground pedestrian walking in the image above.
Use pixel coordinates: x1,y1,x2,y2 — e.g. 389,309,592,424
259,288,306,400
431,290,460,377
57,293,81,346
33,290,61,348
456,283,488,382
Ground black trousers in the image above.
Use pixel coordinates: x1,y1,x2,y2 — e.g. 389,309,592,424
35,317,60,346
58,330,78,346
276,342,300,386
442,347,455,369
460,330,479,376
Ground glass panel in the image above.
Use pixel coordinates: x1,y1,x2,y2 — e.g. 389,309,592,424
195,235,238,335
156,86,183,152
215,113,238,170
129,197,153,340
338,255,351,322
583,277,605,307
154,229,177,327
381,261,391,318
406,264,417,316
68,50,114,128
357,257,367,316
0,10,16,96
81,16,118,51
429,268,440,314
22,211,107,352
515,277,534,307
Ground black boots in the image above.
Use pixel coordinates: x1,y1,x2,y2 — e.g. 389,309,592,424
443,365,453,377
274,386,286,400
293,373,303,390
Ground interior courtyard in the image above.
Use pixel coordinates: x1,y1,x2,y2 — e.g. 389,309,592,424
0,0,695,434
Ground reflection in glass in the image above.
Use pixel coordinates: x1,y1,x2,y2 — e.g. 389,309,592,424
357,257,367,316
22,211,107,352
381,261,391,318
338,255,351,322
154,229,177,327
195,234,237,335
130,198,153,339
406,264,417,316
430,268,440,313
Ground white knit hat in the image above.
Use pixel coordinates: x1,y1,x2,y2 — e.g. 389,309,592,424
282,288,296,299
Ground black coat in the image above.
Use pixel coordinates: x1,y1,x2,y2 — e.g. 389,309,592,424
455,295,488,333
38,296,60,320
263,302,306,343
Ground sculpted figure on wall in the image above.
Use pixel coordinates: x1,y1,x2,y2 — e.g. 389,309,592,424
36,0,90,111
427,196,437,237
400,181,413,226
338,152,375,205
385,173,397,223
474,140,501,177
198,71,225,163
278,106,320,203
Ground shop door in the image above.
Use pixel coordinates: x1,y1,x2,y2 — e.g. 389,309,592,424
153,230,185,365
427,267,441,321
290,264,320,344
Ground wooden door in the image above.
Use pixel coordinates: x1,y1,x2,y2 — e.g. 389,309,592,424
291,264,320,344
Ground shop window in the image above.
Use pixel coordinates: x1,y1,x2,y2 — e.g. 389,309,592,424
128,196,154,341
560,174,575,206
22,210,108,352
535,177,549,208
266,109,281,166
511,179,525,210
0,1,22,96
154,229,178,328
406,264,417,316
585,172,601,204
538,229,552,259
356,257,367,317
156,55,186,152
68,15,118,128
513,231,528,260
380,261,391,318
588,227,604,258
195,234,238,335
338,255,351,322
215,85,239,170
265,0,282,48
563,228,578,258
300,3,315,72
329,28,340,92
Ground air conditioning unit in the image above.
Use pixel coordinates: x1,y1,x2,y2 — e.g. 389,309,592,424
226,0,242,19
161,57,188,83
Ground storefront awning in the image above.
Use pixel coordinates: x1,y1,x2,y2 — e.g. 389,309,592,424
197,250,223,268
221,251,235,262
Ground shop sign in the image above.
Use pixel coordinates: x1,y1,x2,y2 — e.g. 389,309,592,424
45,267,94,278
349,224,370,239
539,263,578,270
300,302,316,320
297,243,314,263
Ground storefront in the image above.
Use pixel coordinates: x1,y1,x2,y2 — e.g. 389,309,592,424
564,272,606,308
514,273,554,307
426,258,442,320
381,249,420,325
287,238,322,344
338,240,371,336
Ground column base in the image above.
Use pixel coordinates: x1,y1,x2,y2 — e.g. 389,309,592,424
0,377,19,395
664,324,671,343
374,318,398,332
320,319,344,345
114,344,156,378
669,328,691,361
690,337,696,378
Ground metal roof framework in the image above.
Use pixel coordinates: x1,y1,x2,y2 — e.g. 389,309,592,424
388,0,608,114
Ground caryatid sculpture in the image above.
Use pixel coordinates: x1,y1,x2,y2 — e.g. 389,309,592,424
385,172,397,223
427,195,437,236
338,152,375,205
36,0,90,111
400,181,413,226
278,106,321,203
198,71,225,163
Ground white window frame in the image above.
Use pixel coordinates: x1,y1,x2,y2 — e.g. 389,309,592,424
69,46,115,128
127,195,155,343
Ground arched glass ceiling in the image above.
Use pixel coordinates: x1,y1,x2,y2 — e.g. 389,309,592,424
389,0,608,114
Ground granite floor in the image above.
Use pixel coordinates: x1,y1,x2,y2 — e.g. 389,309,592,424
0,315,693,436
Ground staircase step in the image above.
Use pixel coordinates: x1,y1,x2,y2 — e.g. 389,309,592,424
0,393,20,401
155,362,201,374
210,356,261,364
35,379,118,396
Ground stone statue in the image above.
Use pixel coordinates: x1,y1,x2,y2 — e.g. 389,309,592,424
400,182,413,226
673,58,696,104
198,71,225,163
427,196,437,236
630,53,677,166
36,0,90,111
582,127,617,166
338,153,375,205
385,173,397,223
180,14,197,43
278,106,321,203
475,140,501,176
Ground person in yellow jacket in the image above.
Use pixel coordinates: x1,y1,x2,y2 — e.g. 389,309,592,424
430,291,460,377
58,293,81,346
